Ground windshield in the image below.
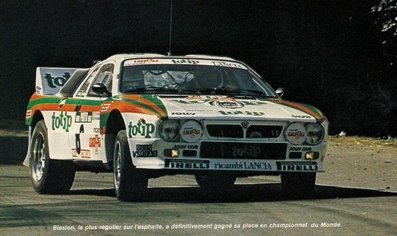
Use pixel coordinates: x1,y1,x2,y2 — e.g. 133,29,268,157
120,59,277,97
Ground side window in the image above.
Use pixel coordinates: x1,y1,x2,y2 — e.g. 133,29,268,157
76,67,99,97
87,64,114,97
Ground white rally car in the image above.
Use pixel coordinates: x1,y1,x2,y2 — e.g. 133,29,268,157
24,53,328,201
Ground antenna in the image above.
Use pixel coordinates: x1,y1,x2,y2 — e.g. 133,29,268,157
167,0,173,56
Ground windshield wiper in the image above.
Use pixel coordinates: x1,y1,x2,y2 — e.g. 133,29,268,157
222,88,268,97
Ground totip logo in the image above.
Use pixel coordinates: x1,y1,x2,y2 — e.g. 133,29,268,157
51,112,72,132
128,118,155,138
45,72,71,88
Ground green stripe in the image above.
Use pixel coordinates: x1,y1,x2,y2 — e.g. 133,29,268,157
300,103,323,118
100,113,110,128
66,99,102,106
27,97,62,109
27,97,102,109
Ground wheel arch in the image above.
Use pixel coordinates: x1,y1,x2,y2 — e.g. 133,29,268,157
104,109,126,165
24,110,45,167
30,110,44,130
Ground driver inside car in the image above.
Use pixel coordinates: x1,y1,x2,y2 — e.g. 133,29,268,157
121,68,145,92
198,71,223,89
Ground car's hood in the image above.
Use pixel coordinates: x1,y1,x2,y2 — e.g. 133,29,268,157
161,95,323,122
122,95,325,122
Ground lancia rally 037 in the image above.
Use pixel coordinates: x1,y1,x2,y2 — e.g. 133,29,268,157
24,53,328,201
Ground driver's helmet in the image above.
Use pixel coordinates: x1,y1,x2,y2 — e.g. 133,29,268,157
122,67,145,92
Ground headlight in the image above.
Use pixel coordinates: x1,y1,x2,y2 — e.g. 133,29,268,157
285,122,307,145
305,123,324,145
159,120,180,141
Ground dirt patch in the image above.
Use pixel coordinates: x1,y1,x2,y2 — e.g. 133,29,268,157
318,136,397,192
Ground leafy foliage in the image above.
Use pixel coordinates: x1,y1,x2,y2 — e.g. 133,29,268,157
372,0,397,62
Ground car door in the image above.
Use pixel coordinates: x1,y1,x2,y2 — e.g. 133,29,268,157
69,63,114,161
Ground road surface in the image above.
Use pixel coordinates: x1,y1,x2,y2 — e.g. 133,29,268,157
0,132,396,235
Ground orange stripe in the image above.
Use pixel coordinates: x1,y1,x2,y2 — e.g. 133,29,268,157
122,95,166,116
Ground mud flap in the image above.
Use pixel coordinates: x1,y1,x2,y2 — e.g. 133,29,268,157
23,126,32,167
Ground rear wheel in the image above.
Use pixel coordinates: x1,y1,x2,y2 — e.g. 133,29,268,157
113,130,148,201
30,120,75,194
281,172,316,198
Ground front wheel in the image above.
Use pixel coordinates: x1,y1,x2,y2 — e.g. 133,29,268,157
30,120,75,194
281,172,316,198
113,130,148,201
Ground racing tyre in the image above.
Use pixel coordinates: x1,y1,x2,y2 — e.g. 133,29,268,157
281,172,316,198
113,130,148,201
30,120,75,194
195,173,236,190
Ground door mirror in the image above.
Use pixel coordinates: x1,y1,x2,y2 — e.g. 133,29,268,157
275,87,285,97
92,83,111,97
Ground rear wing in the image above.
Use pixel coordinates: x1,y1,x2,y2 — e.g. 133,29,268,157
35,67,81,95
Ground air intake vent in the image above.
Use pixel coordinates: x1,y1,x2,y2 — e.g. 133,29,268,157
247,125,282,138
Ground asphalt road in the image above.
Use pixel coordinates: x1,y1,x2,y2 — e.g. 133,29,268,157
0,134,397,235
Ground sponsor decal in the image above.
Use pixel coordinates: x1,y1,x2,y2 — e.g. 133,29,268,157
277,161,318,171
285,123,306,145
92,112,100,120
75,124,84,154
165,159,210,169
89,134,101,154
133,59,159,64
93,128,101,133
292,115,312,119
214,161,272,170
209,99,244,109
44,72,71,88
75,111,93,123
288,131,305,137
128,118,155,138
180,120,203,142
212,61,244,69
173,144,199,149
72,148,91,158
123,59,248,69
132,144,158,158
81,149,91,159
101,103,111,112
171,112,196,116
26,110,32,119
289,146,312,151
51,111,72,132
232,145,261,158
172,96,266,107
219,110,265,116
171,59,200,64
